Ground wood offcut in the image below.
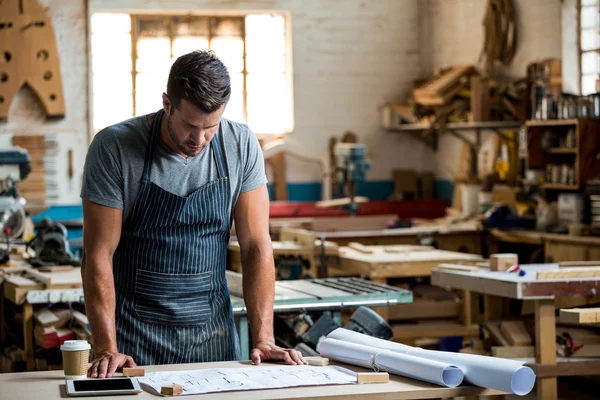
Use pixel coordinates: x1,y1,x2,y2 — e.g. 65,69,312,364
356,372,389,384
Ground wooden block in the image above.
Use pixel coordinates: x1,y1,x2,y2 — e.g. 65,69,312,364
356,372,389,384
72,310,89,329
537,267,600,280
573,344,600,357
500,321,532,346
436,263,480,272
483,322,510,347
123,367,145,377
34,308,59,327
161,385,183,396
5,275,40,287
347,242,374,254
492,346,535,359
490,253,518,271
559,308,600,324
37,265,74,273
307,357,329,366
52,308,71,328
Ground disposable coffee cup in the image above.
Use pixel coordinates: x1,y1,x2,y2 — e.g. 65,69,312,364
60,340,91,380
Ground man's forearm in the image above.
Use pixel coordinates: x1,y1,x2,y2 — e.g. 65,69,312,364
241,242,275,344
82,253,118,354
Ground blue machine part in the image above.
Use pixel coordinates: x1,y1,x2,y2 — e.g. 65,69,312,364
0,148,32,182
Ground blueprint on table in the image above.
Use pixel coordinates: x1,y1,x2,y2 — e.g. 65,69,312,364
138,365,357,396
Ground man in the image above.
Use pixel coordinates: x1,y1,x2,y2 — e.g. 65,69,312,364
81,50,304,378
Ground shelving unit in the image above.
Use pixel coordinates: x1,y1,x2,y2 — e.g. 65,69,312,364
525,119,600,191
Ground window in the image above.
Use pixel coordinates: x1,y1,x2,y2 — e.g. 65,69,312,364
580,0,600,94
91,13,293,135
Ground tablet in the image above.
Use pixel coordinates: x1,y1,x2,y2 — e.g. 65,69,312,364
65,377,142,397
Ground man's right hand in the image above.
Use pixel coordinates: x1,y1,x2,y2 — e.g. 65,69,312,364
88,351,136,378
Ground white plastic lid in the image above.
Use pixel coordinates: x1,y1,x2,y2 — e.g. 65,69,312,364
60,340,91,351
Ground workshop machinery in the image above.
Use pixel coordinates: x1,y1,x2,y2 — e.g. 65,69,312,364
333,143,370,215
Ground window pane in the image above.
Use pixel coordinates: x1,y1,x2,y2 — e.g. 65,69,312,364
581,7,600,29
92,13,130,34
138,17,169,37
93,73,133,129
137,38,172,73
175,16,209,36
582,51,600,74
247,73,288,134
223,74,244,123
246,14,285,37
212,18,243,37
582,74,600,95
211,37,244,73
581,29,600,51
583,0,599,5
246,53,285,74
135,73,168,115
172,37,210,59
92,34,132,72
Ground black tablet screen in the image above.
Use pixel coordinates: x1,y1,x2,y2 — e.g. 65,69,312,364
73,378,135,392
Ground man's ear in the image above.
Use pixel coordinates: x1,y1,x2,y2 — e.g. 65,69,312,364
162,92,171,115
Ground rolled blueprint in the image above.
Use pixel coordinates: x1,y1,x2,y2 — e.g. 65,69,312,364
326,328,536,396
318,338,464,388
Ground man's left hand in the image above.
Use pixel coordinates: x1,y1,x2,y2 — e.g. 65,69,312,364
251,341,307,366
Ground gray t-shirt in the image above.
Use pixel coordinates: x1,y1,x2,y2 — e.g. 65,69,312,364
81,114,267,223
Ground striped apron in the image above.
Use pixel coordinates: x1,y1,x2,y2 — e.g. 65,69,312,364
112,109,240,366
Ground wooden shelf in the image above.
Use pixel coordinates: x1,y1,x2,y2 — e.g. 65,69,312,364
387,120,524,133
546,148,577,154
540,183,579,190
525,119,578,127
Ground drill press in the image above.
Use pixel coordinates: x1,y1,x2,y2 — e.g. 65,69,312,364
333,143,370,215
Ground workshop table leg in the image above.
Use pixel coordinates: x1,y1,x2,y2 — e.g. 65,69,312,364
236,315,250,361
461,289,472,326
535,299,557,400
371,278,390,322
23,302,34,371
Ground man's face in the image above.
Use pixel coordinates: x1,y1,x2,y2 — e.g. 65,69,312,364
163,95,225,158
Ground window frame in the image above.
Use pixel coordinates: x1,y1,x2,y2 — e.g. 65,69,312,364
579,0,600,94
88,10,294,139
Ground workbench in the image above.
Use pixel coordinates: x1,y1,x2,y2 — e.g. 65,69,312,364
1,268,411,371
330,244,483,344
226,271,411,360
489,228,600,262
0,359,505,399
431,263,600,400
285,224,484,254
1,266,83,371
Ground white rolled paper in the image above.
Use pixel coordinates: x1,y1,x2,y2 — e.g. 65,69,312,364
325,328,536,396
318,338,464,388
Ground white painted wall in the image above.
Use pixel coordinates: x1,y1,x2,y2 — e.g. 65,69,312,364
90,0,432,184
0,0,88,204
419,0,563,180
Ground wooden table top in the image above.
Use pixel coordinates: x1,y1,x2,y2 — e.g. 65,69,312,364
432,263,600,300
0,360,504,400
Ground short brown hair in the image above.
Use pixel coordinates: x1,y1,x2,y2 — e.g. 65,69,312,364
167,50,231,113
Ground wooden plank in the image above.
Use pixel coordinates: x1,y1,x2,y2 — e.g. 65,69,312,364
492,346,535,359
4,275,39,287
347,242,374,254
559,308,600,324
559,261,600,268
34,308,59,327
573,344,600,357
315,197,368,209
526,361,600,378
310,215,396,232
500,321,532,346
535,299,557,400
435,263,480,272
483,322,510,347
537,267,600,280
387,299,459,321
392,322,479,341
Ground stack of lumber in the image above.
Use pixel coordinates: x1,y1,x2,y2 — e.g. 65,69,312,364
380,65,527,130
11,135,46,205
34,307,91,349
